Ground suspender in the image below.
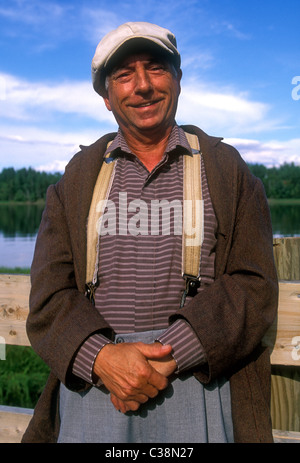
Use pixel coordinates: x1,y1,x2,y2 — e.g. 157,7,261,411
85,141,116,302
180,132,202,307
85,132,203,307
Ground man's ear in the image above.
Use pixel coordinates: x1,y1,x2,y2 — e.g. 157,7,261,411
103,96,112,111
176,68,182,96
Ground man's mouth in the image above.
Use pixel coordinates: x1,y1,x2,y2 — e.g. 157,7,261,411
131,99,162,108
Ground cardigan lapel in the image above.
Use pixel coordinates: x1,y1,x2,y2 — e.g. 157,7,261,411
64,133,116,293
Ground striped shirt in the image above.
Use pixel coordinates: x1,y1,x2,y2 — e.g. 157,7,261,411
73,126,217,384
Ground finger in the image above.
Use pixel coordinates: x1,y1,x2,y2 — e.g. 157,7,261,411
141,382,160,399
147,367,169,390
119,386,151,403
111,394,127,413
124,368,168,394
135,342,173,360
111,394,141,413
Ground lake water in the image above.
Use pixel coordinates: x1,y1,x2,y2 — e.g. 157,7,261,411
0,203,299,269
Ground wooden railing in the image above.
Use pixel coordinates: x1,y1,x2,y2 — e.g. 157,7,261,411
0,237,299,443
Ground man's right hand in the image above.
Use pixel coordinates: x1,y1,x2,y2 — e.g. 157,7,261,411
93,341,173,409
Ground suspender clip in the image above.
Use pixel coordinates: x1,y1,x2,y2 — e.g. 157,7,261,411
85,281,97,305
180,274,201,308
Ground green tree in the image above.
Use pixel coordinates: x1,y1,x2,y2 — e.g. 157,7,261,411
0,167,62,202
248,162,300,199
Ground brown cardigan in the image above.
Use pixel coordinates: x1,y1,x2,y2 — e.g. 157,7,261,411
22,125,278,443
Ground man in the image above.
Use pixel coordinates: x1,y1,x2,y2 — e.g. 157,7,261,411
22,22,278,443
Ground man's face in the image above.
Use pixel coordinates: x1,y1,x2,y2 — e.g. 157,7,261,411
103,52,182,139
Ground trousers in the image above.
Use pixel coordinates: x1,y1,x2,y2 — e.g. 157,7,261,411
58,330,234,443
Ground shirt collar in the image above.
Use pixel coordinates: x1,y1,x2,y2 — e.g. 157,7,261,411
104,125,192,164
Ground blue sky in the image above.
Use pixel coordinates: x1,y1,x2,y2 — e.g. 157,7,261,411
0,0,299,172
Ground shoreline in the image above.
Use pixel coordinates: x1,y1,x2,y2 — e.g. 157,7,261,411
1,198,300,205
267,198,300,205
0,267,30,274
0,199,45,206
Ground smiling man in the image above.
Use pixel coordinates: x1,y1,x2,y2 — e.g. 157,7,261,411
23,22,278,443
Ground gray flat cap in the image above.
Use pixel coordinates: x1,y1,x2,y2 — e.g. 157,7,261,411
92,22,181,96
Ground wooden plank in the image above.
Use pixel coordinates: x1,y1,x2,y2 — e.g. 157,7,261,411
1,404,299,444
0,274,30,346
0,277,298,366
271,367,300,433
263,282,300,366
0,405,33,443
273,429,300,443
270,237,300,434
271,366,300,432
273,237,300,281
0,275,299,366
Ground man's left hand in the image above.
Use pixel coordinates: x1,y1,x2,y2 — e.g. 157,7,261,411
110,346,177,413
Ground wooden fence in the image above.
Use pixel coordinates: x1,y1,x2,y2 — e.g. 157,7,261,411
0,237,299,443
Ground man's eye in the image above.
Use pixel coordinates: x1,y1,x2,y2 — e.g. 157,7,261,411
113,70,132,81
116,72,130,79
149,64,165,72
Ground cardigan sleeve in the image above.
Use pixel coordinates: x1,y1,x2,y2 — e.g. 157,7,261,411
27,181,114,391
169,173,278,384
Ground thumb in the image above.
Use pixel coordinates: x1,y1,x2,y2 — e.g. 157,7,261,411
136,342,173,359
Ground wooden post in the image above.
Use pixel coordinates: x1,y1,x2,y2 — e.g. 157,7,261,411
271,237,300,433
0,274,30,346
0,406,33,443
273,237,300,280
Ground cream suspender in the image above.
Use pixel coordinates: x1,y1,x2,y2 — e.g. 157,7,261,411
180,132,203,307
85,133,203,307
85,143,116,302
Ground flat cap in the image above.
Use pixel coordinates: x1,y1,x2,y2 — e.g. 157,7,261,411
92,22,181,96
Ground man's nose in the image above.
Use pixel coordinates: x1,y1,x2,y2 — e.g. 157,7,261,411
135,68,153,93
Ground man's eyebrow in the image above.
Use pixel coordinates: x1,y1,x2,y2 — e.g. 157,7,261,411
108,56,170,80
110,63,134,75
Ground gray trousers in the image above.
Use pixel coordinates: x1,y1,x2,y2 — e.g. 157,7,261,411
58,330,234,443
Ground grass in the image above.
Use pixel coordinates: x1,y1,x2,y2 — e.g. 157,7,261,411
0,346,50,408
0,266,48,409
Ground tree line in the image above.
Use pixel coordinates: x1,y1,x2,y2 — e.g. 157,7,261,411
247,162,300,199
0,163,299,202
0,167,62,202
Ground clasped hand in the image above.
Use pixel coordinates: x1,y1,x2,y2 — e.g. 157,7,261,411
93,341,176,413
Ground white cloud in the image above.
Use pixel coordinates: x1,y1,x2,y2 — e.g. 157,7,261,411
224,137,300,167
79,7,122,45
0,125,108,171
4,71,281,138
1,125,299,173
177,80,276,136
210,20,251,40
0,1,66,25
0,0,122,50
35,159,72,173
0,72,115,124
0,71,299,172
